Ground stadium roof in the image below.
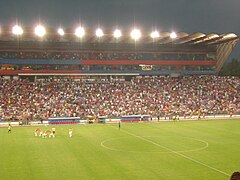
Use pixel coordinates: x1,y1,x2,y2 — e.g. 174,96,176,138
0,25,239,72
0,25,238,45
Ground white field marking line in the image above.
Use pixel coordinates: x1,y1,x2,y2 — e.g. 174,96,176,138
110,125,230,177
100,136,209,153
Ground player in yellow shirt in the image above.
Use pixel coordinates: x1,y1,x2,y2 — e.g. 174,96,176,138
52,127,56,138
8,123,12,133
69,128,73,137
34,128,43,136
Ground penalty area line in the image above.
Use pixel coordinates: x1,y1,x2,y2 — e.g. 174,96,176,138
109,125,230,177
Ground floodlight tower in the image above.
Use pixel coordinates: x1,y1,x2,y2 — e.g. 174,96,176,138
34,25,46,38
169,32,177,46
96,28,104,38
95,28,104,44
130,28,141,50
112,28,122,49
75,26,85,38
34,24,47,51
113,29,122,39
130,28,141,41
12,25,24,36
57,28,65,36
96,28,104,42
150,30,160,47
12,24,24,49
56,27,65,42
75,26,85,49
170,32,177,39
150,30,160,39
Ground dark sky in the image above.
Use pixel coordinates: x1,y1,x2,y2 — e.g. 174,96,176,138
0,0,240,59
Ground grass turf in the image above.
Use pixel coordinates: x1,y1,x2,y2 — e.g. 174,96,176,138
0,119,240,180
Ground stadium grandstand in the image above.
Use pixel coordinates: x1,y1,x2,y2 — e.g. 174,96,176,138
0,24,238,78
0,24,239,122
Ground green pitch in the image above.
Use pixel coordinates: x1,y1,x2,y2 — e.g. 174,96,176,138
1,119,240,180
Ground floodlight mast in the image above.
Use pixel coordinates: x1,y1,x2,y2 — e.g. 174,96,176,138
75,26,85,38
150,31,160,39
170,32,177,39
58,28,65,36
12,25,23,35
96,28,104,37
113,29,122,39
34,25,46,37
131,29,141,41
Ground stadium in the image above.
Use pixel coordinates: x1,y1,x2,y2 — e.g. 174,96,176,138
0,25,238,76
0,23,240,180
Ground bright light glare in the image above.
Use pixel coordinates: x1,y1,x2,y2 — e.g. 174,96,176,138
170,32,177,39
130,29,141,40
75,26,85,38
96,28,104,37
113,29,122,38
150,31,160,39
34,25,46,37
12,25,23,35
58,28,64,36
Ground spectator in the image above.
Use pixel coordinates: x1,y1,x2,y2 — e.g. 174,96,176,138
230,172,240,180
0,76,239,121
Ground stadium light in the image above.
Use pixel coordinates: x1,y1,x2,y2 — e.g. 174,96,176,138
57,28,65,36
34,25,46,37
170,32,177,39
150,31,160,39
96,28,104,37
113,29,122,39
130,29,141,41
12,25,23,35
75,26,85,38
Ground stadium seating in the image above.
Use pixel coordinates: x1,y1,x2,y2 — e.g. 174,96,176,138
0,76,239,121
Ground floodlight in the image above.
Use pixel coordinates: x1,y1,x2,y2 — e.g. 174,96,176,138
75,26,85,38
34,25,46,37
130,29,141,40
113,29,122,39
57,28,65,36
150,31,160,39
170,32,177,39
96,28,104,37
12,25,23,35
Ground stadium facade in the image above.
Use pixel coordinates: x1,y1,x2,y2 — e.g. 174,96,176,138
0,25,238,78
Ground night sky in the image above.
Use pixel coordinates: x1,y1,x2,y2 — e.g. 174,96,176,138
0,0,240,59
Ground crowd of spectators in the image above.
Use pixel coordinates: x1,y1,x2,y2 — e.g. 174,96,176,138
0,75,239,121
0,51,214,61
